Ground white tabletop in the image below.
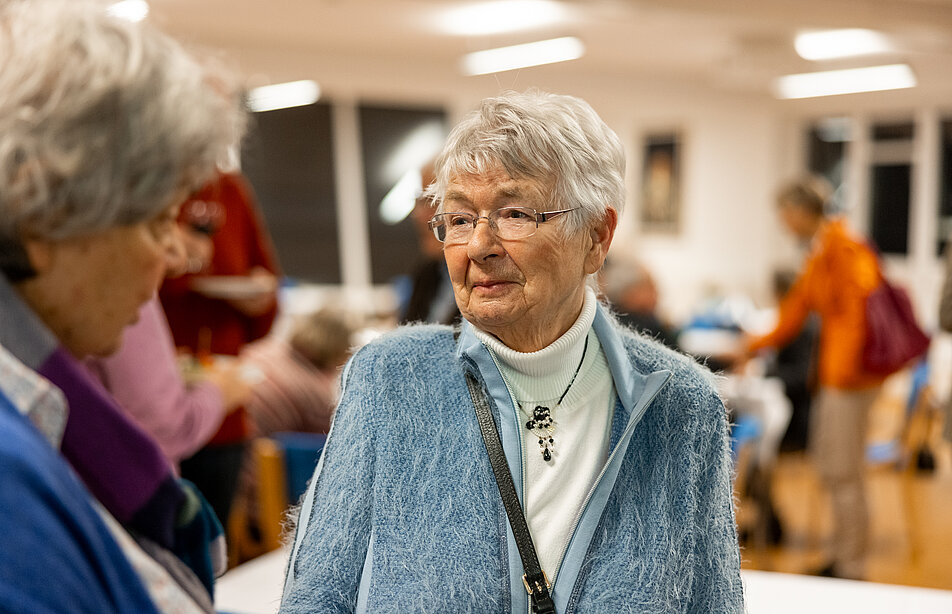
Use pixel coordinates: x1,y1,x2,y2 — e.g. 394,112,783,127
215,548,952,614
216,547,287,614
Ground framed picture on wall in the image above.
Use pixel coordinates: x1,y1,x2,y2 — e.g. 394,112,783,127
640,132,681,233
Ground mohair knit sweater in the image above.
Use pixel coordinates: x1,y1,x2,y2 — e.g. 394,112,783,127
281,304,744,613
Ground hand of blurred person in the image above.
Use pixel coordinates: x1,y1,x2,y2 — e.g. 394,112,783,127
727,333,753,367
225,266,277,316
722,349,749,374
201,361,253,412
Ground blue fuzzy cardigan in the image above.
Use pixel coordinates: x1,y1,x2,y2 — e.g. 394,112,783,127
281,305,744,613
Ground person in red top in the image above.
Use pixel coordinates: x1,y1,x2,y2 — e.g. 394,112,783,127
160,170,281,526
747,176,884,580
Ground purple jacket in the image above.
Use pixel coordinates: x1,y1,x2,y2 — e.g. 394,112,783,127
87,297,226,469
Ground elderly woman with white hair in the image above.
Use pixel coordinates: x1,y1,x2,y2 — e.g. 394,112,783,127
0,1,244,612
281,90,743,614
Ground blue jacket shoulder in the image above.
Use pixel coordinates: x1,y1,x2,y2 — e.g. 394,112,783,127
614,322,721,402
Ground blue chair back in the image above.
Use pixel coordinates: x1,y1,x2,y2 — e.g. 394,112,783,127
271,432,327,503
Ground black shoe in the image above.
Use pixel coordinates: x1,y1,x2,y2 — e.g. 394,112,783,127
812,563,836,578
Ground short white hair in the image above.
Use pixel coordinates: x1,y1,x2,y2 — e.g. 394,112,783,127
428,90,625,234
0,0,246,243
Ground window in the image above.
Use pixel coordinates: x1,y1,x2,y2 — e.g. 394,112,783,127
938,119,952,255
358,104,447,284
241,103,340,283
868,120,914,255
807,117,850,214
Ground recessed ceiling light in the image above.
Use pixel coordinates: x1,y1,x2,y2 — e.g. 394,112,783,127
773,64,916,99
107,0,149,22
795,29,893,61
462,36,584,76
246,80,320,113
435,0,568,36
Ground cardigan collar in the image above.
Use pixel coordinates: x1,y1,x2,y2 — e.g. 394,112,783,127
457,298,657,417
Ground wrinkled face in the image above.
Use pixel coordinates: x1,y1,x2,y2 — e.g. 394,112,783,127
441,163,612,352
22,201,184,357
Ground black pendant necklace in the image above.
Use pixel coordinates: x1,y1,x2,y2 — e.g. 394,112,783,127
522,335,589,463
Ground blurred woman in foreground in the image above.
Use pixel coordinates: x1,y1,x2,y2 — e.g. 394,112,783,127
0,1,245,612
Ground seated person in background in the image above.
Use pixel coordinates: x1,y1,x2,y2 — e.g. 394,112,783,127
601,257,679,349
231,309,353,556
241,308,354,437
0,1,246,611
86,202,253,471
400,163,460,325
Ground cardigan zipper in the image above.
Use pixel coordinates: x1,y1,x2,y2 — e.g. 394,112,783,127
554,371,672,598
485,351,532,614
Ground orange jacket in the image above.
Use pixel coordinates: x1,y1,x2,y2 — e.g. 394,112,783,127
749,219,884,390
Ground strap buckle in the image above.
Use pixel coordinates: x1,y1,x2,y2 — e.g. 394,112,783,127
522,571,551,595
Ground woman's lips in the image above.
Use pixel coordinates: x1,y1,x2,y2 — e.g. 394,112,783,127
472,280,513,295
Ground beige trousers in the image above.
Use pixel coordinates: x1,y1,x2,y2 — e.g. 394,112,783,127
810,386,880,579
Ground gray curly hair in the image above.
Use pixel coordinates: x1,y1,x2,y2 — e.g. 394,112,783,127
426,90,625,234
0,0,246,245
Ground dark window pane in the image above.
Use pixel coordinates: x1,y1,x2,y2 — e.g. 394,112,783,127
938,119,952,255
872,122,915,141
870,164,910,255
807,118,850,213
808,125,847,189
241,103,340,283
358,104,447,284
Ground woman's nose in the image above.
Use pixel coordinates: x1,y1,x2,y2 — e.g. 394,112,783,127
466,217,503,261
163,225,188,274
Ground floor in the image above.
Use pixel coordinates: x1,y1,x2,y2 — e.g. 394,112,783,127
737,385,952,592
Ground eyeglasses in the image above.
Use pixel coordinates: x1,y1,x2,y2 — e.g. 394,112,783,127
428,206,578,244
182,199,225,237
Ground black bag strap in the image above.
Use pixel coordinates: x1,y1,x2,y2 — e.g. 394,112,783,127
465,372,556,614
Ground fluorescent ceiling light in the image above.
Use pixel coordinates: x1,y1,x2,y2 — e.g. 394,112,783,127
107,0,149,22
246,80,320,113
795,28,893,61
773,64,916,99
435,0,567,36
462,36,584,76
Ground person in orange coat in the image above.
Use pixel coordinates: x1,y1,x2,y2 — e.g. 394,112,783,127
747,176,884,580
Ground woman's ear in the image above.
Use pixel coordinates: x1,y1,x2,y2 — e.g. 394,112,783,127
21,238,54,274
584,207,618,275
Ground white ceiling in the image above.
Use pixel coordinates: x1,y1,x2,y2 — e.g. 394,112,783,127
146,0,952,101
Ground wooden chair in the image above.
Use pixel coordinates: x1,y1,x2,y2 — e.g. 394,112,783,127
227,438,289,566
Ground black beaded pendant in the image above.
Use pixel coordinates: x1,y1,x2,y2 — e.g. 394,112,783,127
525,406,553,430
518,335,588,465
526,405,555,462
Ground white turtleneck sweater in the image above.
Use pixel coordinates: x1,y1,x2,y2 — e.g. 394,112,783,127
474,287,616,579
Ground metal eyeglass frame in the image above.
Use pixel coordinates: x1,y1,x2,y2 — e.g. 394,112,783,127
428,206,578,243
